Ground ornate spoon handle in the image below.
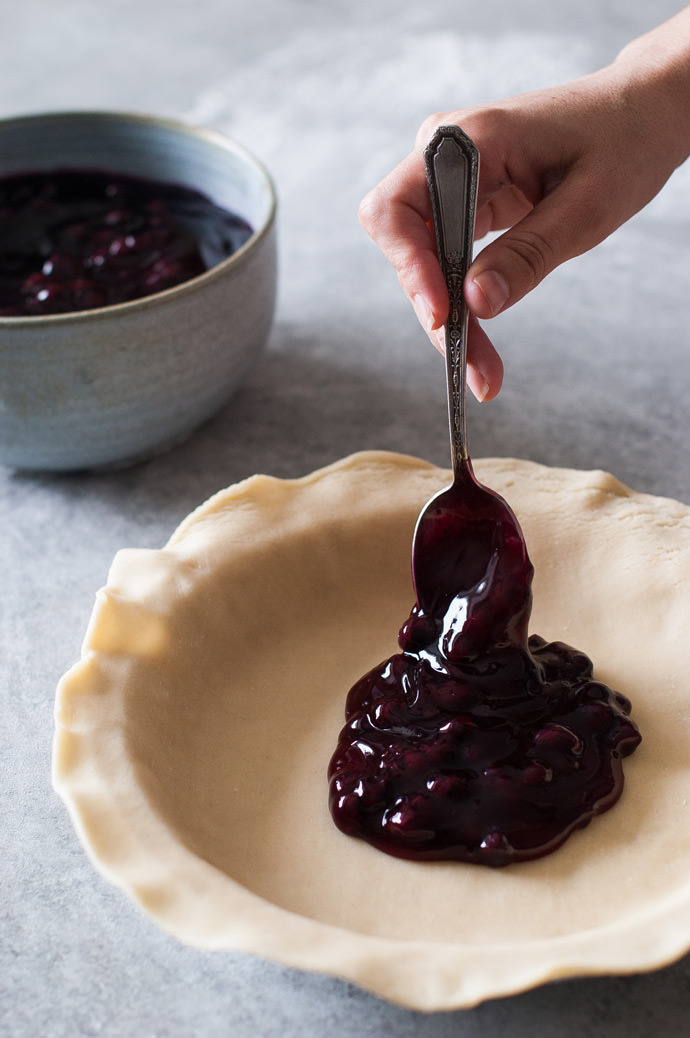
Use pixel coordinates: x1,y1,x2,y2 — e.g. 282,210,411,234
424,125,480,477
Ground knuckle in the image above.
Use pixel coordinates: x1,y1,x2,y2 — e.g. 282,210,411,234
415,112,449,149
357,185,385,235
503,228,555,287
396,253,425,291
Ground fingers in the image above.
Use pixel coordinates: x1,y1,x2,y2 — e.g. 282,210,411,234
466,168,609,319
358,115,537,329
359,132,506,402
426,315,504,403
474,183,533,239
359,151,449,332
359,45,688,404
467,315,504,401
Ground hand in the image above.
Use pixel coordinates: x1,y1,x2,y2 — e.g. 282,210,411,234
359,9,690,401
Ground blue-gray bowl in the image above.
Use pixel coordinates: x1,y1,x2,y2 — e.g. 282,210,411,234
0,110,277,470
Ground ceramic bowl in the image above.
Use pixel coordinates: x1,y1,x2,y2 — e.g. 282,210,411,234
0,110,277,471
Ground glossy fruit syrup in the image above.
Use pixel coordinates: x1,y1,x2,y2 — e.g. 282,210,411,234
328,461,641,867
0,169,253,316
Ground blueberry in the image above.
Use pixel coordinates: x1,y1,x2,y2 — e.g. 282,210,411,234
0,168,253,315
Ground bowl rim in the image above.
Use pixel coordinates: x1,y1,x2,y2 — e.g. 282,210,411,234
0,108,277,327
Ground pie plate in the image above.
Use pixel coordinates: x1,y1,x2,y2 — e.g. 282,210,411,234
53,451,690,1011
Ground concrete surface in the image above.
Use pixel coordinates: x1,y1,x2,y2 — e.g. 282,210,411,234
1,1,689,1035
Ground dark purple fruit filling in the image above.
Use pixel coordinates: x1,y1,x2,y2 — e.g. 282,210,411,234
0,169,253,316
328,460,641,867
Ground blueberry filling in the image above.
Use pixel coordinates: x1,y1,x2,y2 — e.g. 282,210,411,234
0,169,253,316
328,461,641,867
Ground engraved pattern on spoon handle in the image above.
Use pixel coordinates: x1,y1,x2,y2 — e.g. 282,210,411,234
424,126,480,475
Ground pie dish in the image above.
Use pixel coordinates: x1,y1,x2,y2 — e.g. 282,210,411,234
53,450,690,1010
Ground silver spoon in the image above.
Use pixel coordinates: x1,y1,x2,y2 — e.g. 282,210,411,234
408,126,533,660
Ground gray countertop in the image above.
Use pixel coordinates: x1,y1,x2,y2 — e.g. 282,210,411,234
2,1,689,1035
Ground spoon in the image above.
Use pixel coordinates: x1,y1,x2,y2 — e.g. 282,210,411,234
409,126,533,660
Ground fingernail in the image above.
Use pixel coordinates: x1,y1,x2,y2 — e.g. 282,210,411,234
412,293,436,332
430,327,445,355
467,368,490,402
471,270,509,317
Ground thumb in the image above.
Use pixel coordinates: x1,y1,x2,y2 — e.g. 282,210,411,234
465,171,608,318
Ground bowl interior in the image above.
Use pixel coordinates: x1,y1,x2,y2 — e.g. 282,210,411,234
0,111,275,240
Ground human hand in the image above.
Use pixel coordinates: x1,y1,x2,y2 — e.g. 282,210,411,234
359,9,690,401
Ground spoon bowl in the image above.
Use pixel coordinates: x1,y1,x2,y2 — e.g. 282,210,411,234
409,457,533,660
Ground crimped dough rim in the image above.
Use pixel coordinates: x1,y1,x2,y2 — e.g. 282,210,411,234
53,451,690,1010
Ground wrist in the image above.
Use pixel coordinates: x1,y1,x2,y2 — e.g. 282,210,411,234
612,8,690,168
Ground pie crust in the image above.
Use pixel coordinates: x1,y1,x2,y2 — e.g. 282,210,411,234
53,450,690,1010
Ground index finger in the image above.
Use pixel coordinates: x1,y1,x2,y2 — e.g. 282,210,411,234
358,149,449,331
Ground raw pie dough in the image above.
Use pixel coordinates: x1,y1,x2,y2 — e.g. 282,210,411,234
53,451,690,1010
